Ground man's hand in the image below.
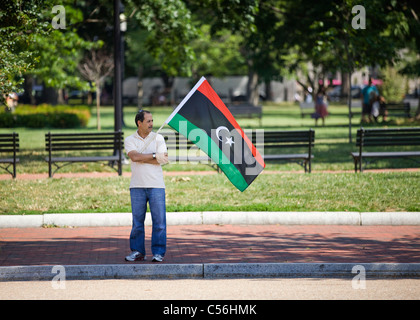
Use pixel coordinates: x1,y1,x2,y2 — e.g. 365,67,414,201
156,152,169,165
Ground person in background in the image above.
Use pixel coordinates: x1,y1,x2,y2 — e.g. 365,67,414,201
312,86,329,126
361,77,379,123
5,92,18,112
371,93,388,122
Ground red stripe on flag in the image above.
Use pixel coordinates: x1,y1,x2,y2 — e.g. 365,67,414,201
197,80,265,168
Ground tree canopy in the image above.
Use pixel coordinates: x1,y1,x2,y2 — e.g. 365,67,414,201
1,0,419,107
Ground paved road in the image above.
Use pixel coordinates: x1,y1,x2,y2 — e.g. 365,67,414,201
1,278,419,300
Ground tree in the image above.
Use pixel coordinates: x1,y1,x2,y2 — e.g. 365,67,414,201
0,0,99,106
78,49,114,130
187,0,262,104
189,24,247,78
28,1,97,104
121,0,198,107
0,0,47,105
396,0,420,117
279,0,416,140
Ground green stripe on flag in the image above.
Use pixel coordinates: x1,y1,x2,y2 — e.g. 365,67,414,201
168,113,249,192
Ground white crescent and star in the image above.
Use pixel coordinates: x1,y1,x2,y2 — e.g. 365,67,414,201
215,126,235,147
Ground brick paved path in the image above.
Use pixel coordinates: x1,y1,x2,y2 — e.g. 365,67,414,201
1,225,419,266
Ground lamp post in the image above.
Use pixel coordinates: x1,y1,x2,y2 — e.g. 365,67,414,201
120,8,126,126
113,0,122,133
113,0,129,166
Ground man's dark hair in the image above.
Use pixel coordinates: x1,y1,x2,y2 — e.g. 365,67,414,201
135,110,151,127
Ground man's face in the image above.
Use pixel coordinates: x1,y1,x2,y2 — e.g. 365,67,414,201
138,112,153,134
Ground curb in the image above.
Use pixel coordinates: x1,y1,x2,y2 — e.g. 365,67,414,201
1,211,420,228
1,263,420,281
0,264,203,281
203,263,420,279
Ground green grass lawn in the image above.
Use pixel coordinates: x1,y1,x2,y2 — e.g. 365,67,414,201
1,172,419,215
1,102,419,215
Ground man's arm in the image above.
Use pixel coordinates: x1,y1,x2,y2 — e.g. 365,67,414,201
127,150,168,165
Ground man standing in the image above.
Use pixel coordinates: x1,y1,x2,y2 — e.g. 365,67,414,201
361,77,379,123
124,110,169,262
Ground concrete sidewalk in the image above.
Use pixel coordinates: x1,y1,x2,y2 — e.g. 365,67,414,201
1,224,420,280
2,211,420,228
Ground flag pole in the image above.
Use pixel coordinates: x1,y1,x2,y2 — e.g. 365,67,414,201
155,121,166,135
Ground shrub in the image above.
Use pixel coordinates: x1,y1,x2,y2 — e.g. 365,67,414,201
378,66,407,102
0,104,91,128
0,113,15,127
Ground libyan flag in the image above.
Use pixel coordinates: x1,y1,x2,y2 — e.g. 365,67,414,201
164,77,265,192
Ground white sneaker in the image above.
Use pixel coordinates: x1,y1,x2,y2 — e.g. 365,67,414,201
152,254,164,262
125,251,146,262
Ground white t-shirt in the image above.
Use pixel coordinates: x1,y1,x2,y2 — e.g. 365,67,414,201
125,131,167,189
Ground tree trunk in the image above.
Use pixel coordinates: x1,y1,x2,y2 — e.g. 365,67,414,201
22,76,36,105
247,69,259,106
87,91,93,105
348,72,352,143
137,65,144,109
264,79,272,102
57,88,66,105
161,73,174,106
96,87,101,131
42,85,58,105
341,72,350,100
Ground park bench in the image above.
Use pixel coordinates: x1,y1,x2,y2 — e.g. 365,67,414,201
226,103,262,125
161,129,315,173
253,129,315,173
0,133,19,178
45,131,124,178
351,127,420,172
299,101,315,118
349,101,411,119
385,102,411,118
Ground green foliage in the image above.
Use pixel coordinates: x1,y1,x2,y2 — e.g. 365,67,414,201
127,0,197,76
379,66,407,102
0,104,91,128
0,0,47,104
190,25,247,77
0,0,97,106
30,2,97,90
1,0,419,108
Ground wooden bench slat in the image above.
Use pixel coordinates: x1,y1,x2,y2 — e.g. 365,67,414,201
0,138,19,142
46,144,118,151
46,156,120,162
351,151,420,158
44,132,122,137
264,154,313,160
0,158,20,163
0,148,20,152
46,137,120,142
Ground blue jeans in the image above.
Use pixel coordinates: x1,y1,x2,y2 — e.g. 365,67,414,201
129,188,166,257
